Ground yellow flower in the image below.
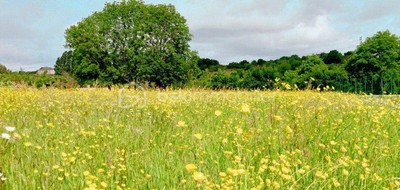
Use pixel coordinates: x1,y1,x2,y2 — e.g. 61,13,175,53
274,115,283,121
273,182,281,189
214,110,222,116
193,133,203,140
281,167,290,174
332,178,341,187
285,126,293,133
192,172,206,182
297,169,306,174
101,182,108,188
315,170,328,180
237,169,246,175
24,142,32,147
176,121,187,127
236,128,243,135
185,164,197,172
240,104,250,113
342,169,349,176
83,171,90,176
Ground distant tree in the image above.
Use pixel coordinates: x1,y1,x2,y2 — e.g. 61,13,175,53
227,60,250,69
197,58,220,70
323,50,344,64
343,51,353,61
64,0,199,87
55,51,74,75
256,59,267,66
0,64,10,74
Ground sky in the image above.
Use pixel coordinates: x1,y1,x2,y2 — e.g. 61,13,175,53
0,0,399,71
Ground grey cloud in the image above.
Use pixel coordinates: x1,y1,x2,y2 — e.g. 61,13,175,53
176,0,400,64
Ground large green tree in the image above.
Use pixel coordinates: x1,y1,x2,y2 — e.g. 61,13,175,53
346,30,400,93
346,31,400,77
64,0,199,87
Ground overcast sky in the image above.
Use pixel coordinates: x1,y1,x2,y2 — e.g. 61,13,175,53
0,0,399,71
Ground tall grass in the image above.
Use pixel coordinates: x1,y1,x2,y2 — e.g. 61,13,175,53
0,87,399,189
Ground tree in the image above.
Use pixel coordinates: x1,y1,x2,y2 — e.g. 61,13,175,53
64,0,199,87
55,51,74,75
197,58,220,71
346,31,400,78
0,64,10,74
346,30,400,93
323,50,344,64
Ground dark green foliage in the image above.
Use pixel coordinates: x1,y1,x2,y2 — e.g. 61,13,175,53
210,71,239,89
0,64,10,74
0,72,78,88
55,51,74,75
322,50,344,64
346,30,400,93
227,60,251,69
64,0,199,87
197,58,222,71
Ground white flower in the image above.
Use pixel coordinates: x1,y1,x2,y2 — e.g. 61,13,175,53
1,177,6,181
5,126,15,132
1,133,10,140
0,173,3,177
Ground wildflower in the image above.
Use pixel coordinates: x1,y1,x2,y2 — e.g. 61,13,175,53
185,164,197,172
342,169,349,176
332,178,341,187
274,115,283,121
315,170,328,180
297,169,306,174
240,104,250,113
219,172,227,177
237,169,246,175
285,126,293,134
83,171,90,176
101,182,108,188
192,172,206,182
236,128,243,135
1,133,10,140
5,126,15,132
273,182,281,189
214,110,222,116
24,142,32,147
1,177,6,181
281,167,290,174
193,134,203,140
176,121,187,127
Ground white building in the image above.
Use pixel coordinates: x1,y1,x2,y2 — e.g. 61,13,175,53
37,67,55,75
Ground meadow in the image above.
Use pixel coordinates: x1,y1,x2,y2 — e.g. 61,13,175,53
0,87,399,189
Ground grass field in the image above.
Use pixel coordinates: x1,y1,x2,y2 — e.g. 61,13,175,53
0,87,399,189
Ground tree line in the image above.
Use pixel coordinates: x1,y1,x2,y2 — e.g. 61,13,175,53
48,0,399,94
197,31,400,94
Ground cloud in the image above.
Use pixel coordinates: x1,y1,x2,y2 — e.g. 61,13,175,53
1,0,400,70
162,0,400,64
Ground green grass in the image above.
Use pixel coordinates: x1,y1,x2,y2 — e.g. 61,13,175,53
0,87,399,189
